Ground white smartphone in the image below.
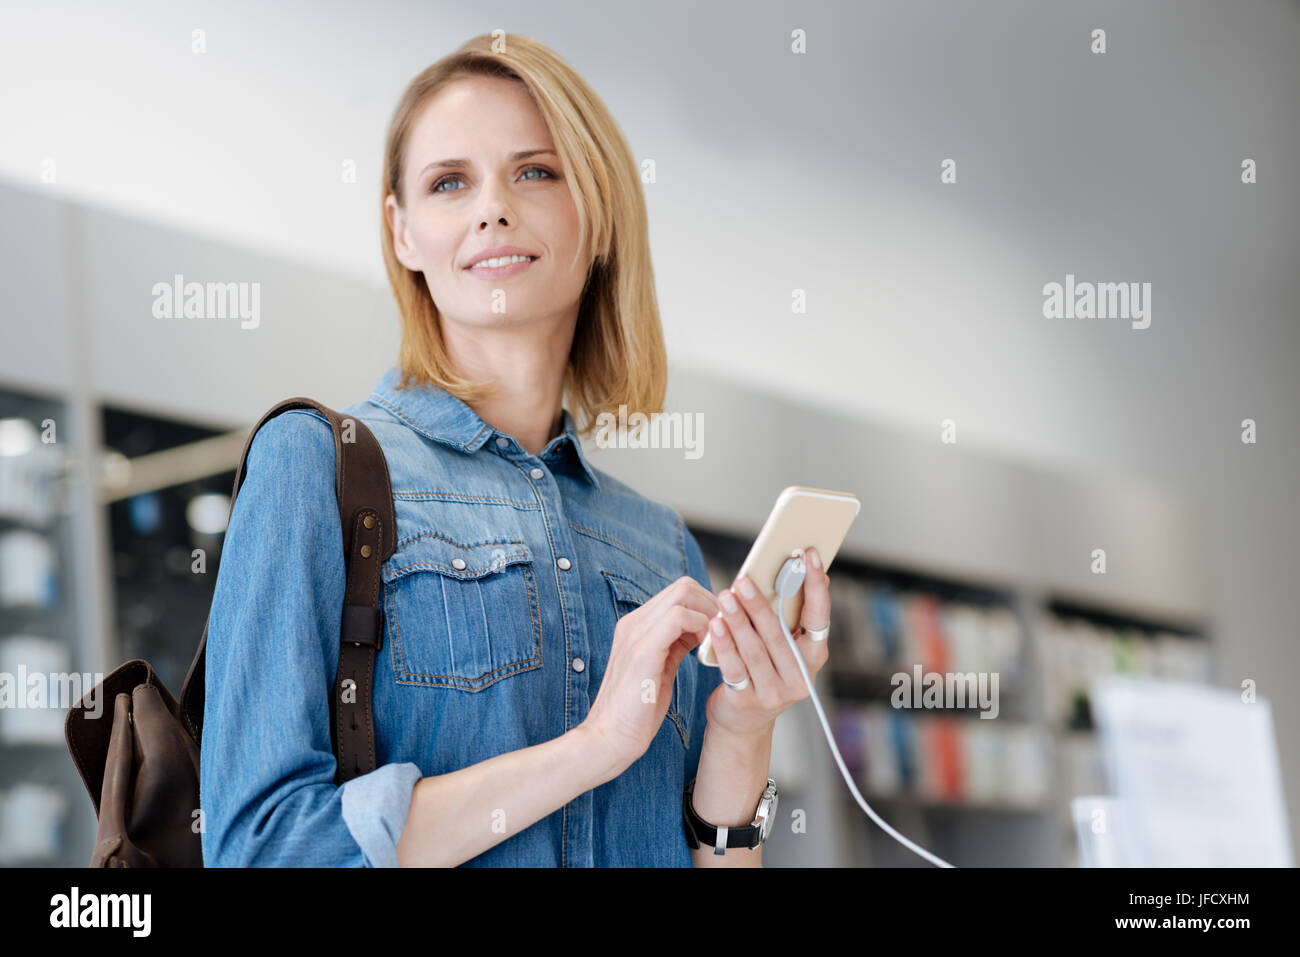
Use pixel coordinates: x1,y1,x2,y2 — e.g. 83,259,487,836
698,485,861,668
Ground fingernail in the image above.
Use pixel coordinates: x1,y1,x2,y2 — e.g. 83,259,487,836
719,590,738,613
711,617,726,636
736,577,756,599
808,548,821,569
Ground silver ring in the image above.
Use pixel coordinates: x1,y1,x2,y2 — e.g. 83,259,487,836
806,623,829,642
723,674,750,692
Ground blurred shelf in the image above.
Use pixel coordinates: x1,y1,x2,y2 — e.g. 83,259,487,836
0,386,91,868
1046,596,1207,640
847,790,1053,815
0,740,69,751
688,519,1215,868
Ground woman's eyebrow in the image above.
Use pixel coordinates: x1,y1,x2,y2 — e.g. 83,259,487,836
420,149,556,175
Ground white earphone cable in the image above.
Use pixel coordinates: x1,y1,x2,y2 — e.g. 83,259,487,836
771,556,954,868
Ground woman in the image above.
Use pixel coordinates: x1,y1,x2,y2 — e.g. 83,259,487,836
200,33,833,868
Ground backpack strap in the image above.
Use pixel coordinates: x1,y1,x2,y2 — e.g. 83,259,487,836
177,397,396,785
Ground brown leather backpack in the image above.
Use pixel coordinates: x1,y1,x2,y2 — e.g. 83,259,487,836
64,397,396,867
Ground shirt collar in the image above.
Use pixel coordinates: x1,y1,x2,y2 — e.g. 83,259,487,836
366,366,601,490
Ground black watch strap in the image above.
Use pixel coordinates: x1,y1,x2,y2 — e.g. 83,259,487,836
682,778,763,853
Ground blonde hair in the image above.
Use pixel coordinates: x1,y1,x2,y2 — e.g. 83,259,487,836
380,33,667,440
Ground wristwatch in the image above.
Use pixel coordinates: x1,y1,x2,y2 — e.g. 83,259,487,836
682,777,778,854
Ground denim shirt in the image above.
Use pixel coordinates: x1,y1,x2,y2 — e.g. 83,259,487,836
200,366,722,867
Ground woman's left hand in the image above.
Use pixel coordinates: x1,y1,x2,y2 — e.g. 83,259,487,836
704,546,832,737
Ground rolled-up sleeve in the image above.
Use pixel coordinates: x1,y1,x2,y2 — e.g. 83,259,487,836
200,408,421,867
340,762,423,866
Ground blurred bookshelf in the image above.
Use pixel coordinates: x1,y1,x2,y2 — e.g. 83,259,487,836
0,387,238,867
101,405,234,695
687,524,1214,867
1030,596,1212,867
0,385,88,865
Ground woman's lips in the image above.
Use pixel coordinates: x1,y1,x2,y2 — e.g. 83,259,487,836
464,256,538,281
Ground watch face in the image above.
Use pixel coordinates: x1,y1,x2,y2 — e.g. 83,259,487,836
758,787,778,842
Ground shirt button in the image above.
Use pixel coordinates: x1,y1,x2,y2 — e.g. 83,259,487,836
529,467,545,480
451,558,467,570
572,657,585,673
556,557,571,570
495,436,509,449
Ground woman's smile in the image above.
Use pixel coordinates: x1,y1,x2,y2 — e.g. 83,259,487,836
463,253,540,281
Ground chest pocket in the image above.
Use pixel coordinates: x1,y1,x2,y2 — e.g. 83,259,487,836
602,571,696,750
382,534,543,691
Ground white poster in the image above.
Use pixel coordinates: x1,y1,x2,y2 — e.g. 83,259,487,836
1092,675,1293,867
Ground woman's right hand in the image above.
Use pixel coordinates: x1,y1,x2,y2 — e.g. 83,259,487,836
580,576,719,775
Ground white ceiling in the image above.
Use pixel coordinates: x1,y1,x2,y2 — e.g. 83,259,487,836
1,0,1297,488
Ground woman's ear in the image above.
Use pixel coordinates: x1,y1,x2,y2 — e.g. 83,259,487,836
386,194,421,272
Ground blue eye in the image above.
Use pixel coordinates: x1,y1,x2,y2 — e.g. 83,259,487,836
430,166,554,194
432,174,466,193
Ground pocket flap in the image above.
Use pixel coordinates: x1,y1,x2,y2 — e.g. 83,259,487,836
384,535,532,584
603,571,655,608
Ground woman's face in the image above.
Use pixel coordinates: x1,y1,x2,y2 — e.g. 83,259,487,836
387,75,589,337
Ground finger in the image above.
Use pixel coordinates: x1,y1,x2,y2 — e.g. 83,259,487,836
663,633,694,676
727,576,805,689
789,623,830,688
639,574,722,657
631,605,710,708
620,577,715,649
706,612,751,690
717,585,783,700
799,546,831,633
641,576,720,621
645,603,711,656
732,571,794,648
644,589,716,645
